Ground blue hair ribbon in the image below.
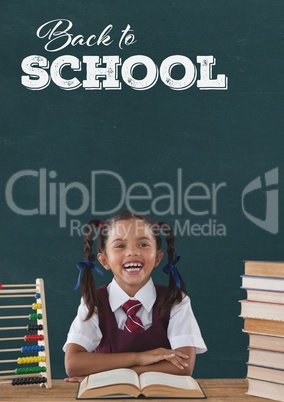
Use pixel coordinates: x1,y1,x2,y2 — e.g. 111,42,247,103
74,255,104,291
162,252,185,289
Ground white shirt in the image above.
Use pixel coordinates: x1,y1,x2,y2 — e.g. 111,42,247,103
63,278,207,354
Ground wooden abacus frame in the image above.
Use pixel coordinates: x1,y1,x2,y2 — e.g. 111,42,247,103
0,278,52,388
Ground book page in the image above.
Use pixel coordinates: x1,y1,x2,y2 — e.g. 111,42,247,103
87,368,140,390
77,375,88,396
139,371,199,390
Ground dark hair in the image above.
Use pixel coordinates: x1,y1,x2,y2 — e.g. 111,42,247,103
81,211,186,320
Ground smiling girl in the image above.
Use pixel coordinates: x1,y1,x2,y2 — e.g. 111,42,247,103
63,211,206,380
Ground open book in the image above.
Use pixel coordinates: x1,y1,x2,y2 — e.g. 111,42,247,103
77,368,205,399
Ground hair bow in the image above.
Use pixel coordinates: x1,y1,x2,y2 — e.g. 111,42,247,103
74,255,104,291
162,252,185,289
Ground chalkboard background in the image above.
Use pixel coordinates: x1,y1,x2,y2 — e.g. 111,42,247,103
1,0,284,379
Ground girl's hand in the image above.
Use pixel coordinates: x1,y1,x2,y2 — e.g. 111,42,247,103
64,376,85,383
137,348,189,370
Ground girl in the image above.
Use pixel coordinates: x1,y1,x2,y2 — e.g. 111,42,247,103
63,211,206,380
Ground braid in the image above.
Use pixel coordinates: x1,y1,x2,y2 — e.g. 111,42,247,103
157,221,187,317
81,220,102,320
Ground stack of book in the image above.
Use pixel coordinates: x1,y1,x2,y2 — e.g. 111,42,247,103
240,261,284,402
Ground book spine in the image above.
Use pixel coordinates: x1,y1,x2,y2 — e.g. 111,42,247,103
241,262,284,400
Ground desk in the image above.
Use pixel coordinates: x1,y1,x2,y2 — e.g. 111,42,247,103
0,379,273,401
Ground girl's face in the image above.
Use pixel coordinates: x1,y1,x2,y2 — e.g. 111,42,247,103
97,219,163,296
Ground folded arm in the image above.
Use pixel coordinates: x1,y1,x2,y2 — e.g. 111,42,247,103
131,346,196,376
64,343,195,379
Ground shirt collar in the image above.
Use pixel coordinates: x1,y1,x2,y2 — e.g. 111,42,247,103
108,277,156,313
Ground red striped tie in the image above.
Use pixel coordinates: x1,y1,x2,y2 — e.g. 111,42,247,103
122,299,144,333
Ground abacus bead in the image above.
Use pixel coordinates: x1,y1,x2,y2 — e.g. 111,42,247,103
32,303,37,310
17,357,22,364
35,292,40,299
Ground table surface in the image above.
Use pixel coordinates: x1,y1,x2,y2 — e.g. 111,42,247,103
0,379,273,401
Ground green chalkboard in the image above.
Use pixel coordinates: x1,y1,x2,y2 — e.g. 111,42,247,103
1,0,284,379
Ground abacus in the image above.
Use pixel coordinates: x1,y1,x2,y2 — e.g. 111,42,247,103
0,278,52,388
